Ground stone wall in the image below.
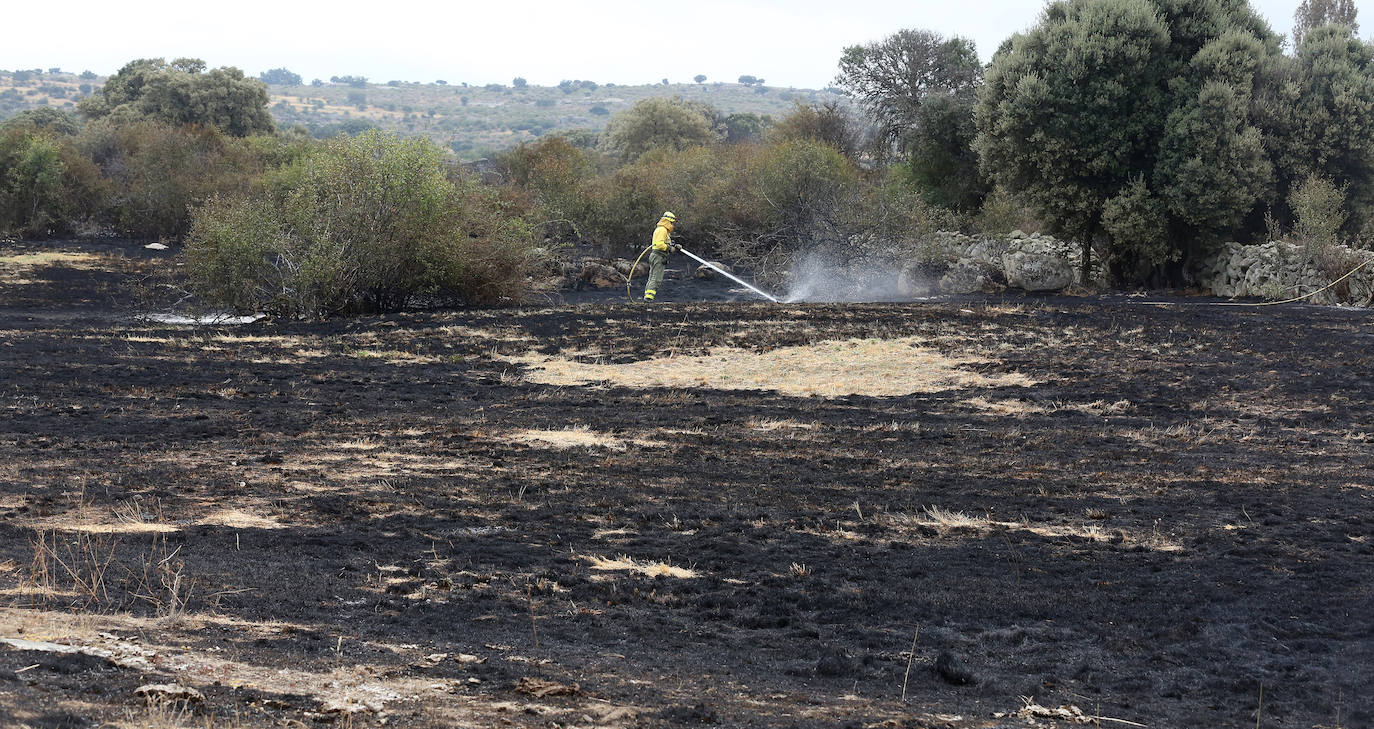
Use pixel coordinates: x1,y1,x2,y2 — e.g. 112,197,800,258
1196,241,1374,305
896,230,1093,296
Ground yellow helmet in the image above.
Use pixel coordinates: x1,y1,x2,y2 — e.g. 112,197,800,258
661,211,676,223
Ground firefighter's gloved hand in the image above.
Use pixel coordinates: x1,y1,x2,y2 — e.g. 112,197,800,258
668,244,680,254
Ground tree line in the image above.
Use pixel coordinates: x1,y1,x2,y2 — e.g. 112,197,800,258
1,0,1370,316
839,0,1370,283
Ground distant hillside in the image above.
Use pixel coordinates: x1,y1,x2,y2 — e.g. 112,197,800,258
264,78,847,160
0,69,845,161
0,69,95,117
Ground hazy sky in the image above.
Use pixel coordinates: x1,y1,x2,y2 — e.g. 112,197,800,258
5,0,1371,88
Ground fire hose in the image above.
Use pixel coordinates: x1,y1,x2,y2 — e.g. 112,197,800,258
625,245,779,303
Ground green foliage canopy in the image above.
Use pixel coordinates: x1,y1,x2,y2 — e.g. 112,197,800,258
259,68,302,86
600,97,721,162
80,58,275,137
1263,24,1374,234
835,28,981,145
835,28,986,210
976,0,1285,280
769,101,859,160
1293,0,1359,46
186,130,539,317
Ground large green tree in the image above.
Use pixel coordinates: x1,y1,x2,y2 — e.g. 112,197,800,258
600,97,721,162
769,100,859,160
1293,0,1359,45
835,28,986,211
1261,23,1374,234
259,68,302,86
79,58,275,137
976,0,1284,282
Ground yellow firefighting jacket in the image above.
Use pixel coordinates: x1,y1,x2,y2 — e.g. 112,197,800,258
651,218,674,251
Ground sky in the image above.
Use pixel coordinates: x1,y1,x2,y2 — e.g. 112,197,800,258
4,0,1371,89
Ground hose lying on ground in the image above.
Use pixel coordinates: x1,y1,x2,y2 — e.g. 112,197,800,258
625,245,654,301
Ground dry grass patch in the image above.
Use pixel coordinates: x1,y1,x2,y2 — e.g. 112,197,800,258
0,251,110,285
1073,399,1132,415
505,337,1037,398
964,397,1048,416
514,426,640,450
915,505,988,530
349,348,442,364
879,507,1186,553
26,507,181,535
196,509,286,530
745,418,818,431
209,333,312,346
0,251,105,268
0,609,652,726
580,554,699,578
964,397,1132,417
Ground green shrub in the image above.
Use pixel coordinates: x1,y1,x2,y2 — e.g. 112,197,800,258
1289,173,1347,248
768,101,859,161
972,186,1042,236
573,139,858,256
495,136,596,238
185,130,540,318
0,127,106,236
584,160,670,250
753,139,859,232
600,97,720,162
78,120,262,238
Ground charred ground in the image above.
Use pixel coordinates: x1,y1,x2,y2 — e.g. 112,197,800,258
1,239,1372,728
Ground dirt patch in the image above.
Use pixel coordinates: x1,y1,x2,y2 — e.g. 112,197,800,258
1,239,1372,728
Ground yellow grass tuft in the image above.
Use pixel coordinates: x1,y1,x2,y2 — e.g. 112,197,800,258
581,554,698,578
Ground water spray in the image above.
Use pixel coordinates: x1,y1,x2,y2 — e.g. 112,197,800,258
677,247,780,303
626,245,781,303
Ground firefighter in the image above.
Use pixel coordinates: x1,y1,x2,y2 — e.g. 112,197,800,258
643,211,678,301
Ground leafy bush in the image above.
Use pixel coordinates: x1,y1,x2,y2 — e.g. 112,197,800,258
185,130,541,318
576,138,859,262
973,186,1042,236
599,97,720,162
753,139,860,233
495,136,596,237
1289,173,1347,248
769,101,859,161
77,120,262,238
0,127,106,236
80,58,275,137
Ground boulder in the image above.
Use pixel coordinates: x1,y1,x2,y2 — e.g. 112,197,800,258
939,259,996,294
897,261,946,297
578,262,622,289
695,261,732,279
965,238,1007,267
1003,243,1075,292
612,258,646,278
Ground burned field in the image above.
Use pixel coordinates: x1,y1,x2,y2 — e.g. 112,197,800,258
1,242,1373,728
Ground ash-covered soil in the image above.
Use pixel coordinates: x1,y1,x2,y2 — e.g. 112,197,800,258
1,239,1372,728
